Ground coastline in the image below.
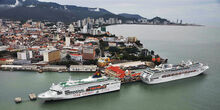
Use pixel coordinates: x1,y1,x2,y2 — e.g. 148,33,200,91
102,23,204,27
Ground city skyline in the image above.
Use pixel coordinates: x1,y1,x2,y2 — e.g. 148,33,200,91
39,0,220,26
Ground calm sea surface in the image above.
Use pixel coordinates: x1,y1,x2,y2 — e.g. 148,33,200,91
0,25,220,110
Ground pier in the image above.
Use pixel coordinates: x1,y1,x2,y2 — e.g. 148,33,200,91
69,65,97,72
112,61,155,69
42,65,67,72
0,65,38,71
14,97,22,104
14,93,37,104
29,93,37,101
0,64,98,73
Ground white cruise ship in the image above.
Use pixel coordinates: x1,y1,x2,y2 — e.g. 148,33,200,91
38,72,121,101
140,60,209,84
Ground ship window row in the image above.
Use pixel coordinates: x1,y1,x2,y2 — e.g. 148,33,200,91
152,77,159,80
164,67,190,72
65,89,85,95
50,90,63,95
86,85,107,91
162,70,196,78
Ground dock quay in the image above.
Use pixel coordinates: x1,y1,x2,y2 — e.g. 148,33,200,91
42,65,67,72
69,65,97,72
0,64,97,72
111,61,155,69
0,65,38,71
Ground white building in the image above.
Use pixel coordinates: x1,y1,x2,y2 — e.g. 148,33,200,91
108,42,117,47
70,54,82,61
17,51,33,60
68,24,75,33
77,20,81,27
102,37,116,42
82,25,88,33
65,37,71,47
0,46,8,52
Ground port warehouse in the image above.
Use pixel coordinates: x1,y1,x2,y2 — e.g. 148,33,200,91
104,66,141,83
101,61,156,83
0,65,97,72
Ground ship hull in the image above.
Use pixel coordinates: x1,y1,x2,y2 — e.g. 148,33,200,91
39,89,120,101
141,65,209,84
38,80,121,101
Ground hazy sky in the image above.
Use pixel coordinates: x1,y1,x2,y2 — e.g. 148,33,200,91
39,0,220,26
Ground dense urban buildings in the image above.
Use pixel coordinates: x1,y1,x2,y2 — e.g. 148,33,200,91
0,17,163,70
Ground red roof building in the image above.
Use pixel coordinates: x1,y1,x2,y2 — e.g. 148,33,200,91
105,66,126,78
105,66,141,81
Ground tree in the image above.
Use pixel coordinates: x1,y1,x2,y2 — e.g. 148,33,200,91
124,47,139,53
99,39,108,48
83,59,98,65
95,48,100,56
150,50,154,55
141,49,149,56
109,47,120,53
155,54,160,58
146,55,152,61
135,40,143,47
66,54,71,60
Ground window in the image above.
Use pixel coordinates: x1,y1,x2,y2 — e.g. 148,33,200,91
57,91,62,95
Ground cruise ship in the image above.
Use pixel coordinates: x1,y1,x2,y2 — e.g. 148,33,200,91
140,60,209,84
38,72,121,101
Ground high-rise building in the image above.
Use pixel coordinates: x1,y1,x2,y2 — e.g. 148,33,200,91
127,37,137,43
0,19,2,27
82,45,95,60
68,24,75,32
65,37,71,47
43,49,61,62
82,25,88,33
77,20,81,27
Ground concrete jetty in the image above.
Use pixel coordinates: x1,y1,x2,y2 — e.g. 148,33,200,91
14,97,22,103
69,65,97,72
111,61,155,69
29,93,37,101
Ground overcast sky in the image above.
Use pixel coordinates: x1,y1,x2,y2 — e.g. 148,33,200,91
39,0,220,26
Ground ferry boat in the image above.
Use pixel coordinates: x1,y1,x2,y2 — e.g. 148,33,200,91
140,60,209,84
38,72,121,101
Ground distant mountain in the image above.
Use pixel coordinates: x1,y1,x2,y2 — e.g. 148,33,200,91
0,0,171,24
148,16,170,24
118,13,145,19
0,0,129,23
